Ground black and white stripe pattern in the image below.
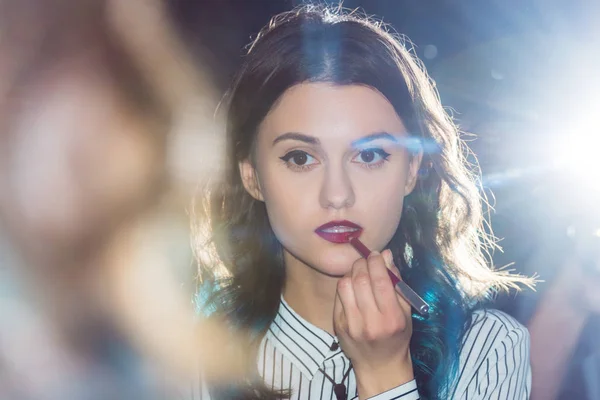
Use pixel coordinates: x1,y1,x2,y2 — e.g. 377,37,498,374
186,299,531,399
452,309,532,399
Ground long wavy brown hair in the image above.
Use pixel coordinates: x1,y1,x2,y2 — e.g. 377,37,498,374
194,5,533,399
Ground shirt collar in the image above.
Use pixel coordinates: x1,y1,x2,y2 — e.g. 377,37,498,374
265,297,343,379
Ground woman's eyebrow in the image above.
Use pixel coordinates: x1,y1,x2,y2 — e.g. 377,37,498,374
351,132,399,147
272,132,319,146
272,131,401,147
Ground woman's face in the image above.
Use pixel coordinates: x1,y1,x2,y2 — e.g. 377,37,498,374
241,83,421,277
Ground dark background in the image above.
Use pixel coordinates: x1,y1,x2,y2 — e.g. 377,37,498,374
168,0,600,313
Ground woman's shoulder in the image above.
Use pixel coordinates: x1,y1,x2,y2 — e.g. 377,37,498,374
460,308,530,364
451,310,532,398
468,308,527,334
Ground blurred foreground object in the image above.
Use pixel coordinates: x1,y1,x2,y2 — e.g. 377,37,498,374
0,0,246,398
523,217,600,400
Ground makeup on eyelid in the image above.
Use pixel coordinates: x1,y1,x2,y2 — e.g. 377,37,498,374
279,147,392,171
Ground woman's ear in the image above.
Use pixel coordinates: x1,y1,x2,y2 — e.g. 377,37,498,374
405,149,423,195
239,159,264,201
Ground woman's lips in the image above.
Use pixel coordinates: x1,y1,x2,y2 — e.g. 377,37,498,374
315,220,363,244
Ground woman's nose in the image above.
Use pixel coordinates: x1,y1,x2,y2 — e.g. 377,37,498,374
319,163,355,210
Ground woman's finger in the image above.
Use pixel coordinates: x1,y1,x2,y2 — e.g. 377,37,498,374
352,255,379,316
333,291,347,334
336,271,362,337
370,249,402,315
383,249,412,316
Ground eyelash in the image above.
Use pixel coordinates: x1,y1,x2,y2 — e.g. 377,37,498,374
279,150,319,172
279,148,391,172
352,148,391,169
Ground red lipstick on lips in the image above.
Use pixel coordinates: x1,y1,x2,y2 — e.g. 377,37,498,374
315,220,363,244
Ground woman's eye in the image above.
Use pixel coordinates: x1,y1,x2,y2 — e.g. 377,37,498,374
353,148,391,165
279,150,318,168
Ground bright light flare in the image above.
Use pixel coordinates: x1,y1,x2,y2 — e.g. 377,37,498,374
547,107,600,204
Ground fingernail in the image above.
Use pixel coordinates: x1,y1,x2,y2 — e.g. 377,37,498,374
368,250,380,258
383,249,393,267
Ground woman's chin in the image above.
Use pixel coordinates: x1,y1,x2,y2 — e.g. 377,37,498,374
314,253,362,277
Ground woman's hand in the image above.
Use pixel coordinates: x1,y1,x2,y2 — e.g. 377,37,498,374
333,249,414,399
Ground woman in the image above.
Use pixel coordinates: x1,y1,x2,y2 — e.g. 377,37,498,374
193,6,533,399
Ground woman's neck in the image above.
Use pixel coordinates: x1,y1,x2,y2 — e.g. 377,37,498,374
281,251,339,335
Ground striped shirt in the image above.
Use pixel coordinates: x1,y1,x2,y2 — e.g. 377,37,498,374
190,297,531,399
